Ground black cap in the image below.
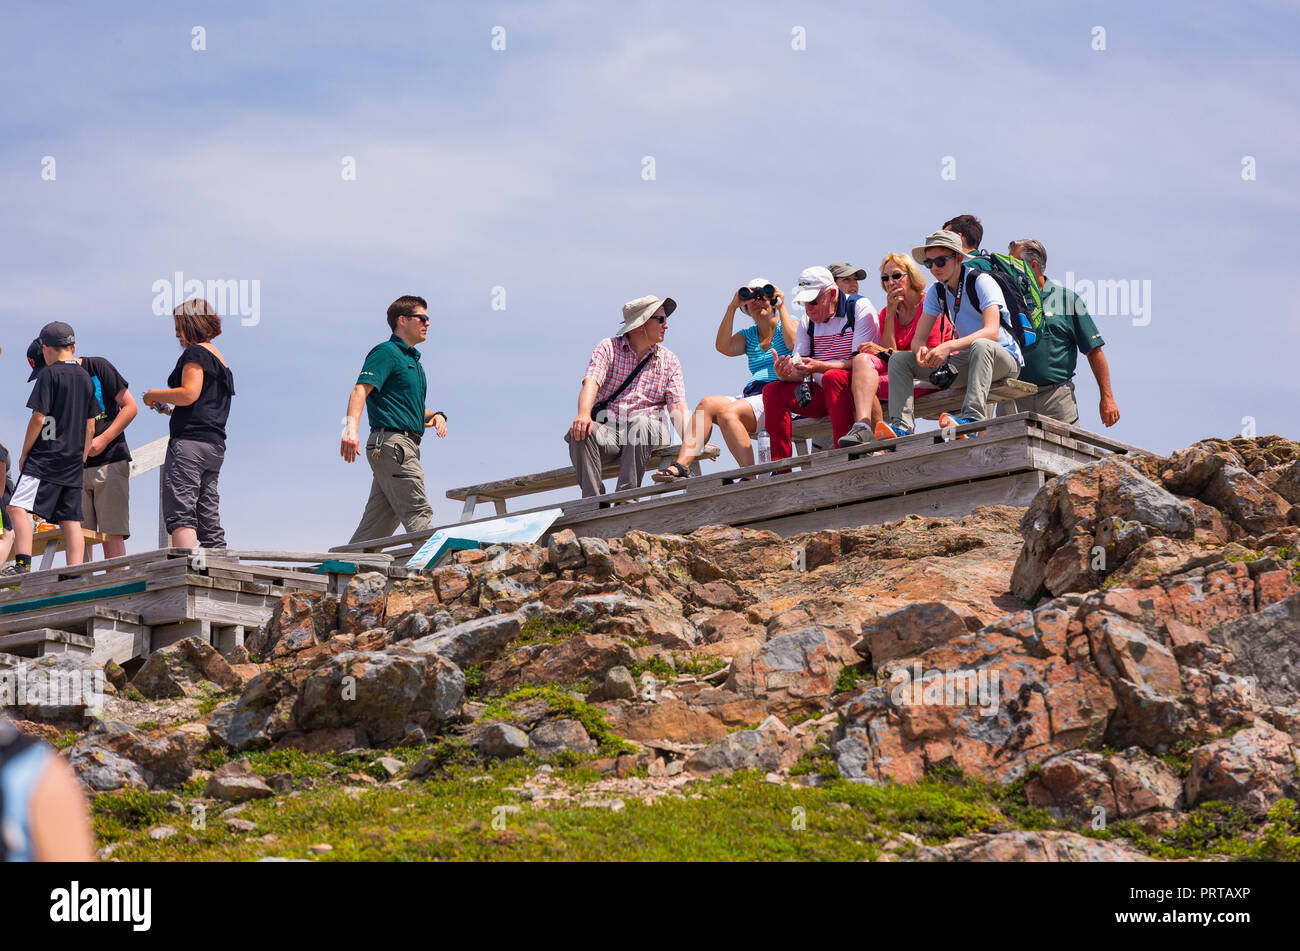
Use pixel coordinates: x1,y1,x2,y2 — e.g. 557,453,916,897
26,337,46,381
39,320,76,347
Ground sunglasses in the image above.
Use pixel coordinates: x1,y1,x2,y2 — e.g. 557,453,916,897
648,315,667,324
403,314,431,324
922,255,953,270
880,272,906,284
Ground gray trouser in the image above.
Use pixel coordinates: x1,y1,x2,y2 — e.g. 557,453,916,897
349,431,433,543
996,380,1080,425
887,338,1020,432
162,438,226,548
566,416,669,498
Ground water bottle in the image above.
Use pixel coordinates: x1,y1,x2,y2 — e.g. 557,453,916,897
755,432,771,466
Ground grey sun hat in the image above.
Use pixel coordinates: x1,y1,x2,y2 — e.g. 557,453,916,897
617,295,677,335
911,230,965,264
828,262,867,281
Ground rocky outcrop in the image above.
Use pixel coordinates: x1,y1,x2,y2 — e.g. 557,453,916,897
39,435,1300,861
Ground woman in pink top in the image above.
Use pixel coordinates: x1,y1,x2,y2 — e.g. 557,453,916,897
841,253,951,446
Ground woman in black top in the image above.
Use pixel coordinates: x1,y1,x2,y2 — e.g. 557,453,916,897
142,299,235,549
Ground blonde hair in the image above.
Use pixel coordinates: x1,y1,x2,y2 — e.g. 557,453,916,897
879,253,927,295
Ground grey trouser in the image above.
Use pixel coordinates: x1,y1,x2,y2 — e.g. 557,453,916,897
887,338,1020,432
566,416,669,498
996,380,1080,425
162,438,226,548
349,431,433,544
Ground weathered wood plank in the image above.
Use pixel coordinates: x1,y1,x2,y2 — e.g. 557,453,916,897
751,471,1047,537
446,445,721,502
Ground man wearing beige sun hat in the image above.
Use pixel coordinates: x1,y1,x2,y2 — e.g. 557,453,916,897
566,294,690,498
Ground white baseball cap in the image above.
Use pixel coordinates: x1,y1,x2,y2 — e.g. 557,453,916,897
792,266,834,303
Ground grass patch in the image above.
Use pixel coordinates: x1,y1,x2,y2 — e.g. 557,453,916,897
478,685,633,756
514,616,585,647
834,665,863,694
630,656,675,681
463,664,485,698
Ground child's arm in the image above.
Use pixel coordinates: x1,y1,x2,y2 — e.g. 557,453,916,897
18,412,44,471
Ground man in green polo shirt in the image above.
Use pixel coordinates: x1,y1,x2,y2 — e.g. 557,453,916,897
340,294,448,543
998,239,1121,428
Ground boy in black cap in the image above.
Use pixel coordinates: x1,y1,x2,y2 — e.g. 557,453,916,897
3,322,98,574
26,337,138,559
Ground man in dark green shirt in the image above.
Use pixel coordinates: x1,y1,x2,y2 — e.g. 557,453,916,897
340,295,448,543
998,239,1121,428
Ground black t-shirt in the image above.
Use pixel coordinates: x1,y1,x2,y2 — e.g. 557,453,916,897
168,345,235,448
23,361,98,487
80,355,133,468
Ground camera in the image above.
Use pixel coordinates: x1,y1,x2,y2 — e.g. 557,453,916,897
739,284,776,302
795,380,813,407
928,361,959,390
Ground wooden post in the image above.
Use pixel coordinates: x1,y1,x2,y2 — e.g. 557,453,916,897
127,435,171,550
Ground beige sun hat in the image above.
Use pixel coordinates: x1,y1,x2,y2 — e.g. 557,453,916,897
911,229,965,264
617,295,677,335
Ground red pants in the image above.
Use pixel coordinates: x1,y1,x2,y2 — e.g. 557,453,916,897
762,370,856,461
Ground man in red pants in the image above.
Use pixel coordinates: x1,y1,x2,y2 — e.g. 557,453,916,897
763,266,880,460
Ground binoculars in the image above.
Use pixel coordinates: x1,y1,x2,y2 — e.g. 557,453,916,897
739,284,776,301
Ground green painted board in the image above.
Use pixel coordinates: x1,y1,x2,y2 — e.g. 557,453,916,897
0,580,149,616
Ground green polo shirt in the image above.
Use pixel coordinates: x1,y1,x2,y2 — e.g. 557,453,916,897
357,334,427,433
1018,280,1106,387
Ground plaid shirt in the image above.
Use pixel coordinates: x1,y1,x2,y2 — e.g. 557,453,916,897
584,336,685,421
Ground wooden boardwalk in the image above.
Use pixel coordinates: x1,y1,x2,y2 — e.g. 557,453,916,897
338,413,1148,561
0,549,399,667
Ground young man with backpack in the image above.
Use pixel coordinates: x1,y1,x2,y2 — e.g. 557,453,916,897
567,295,689,497
880,231,1023,439
763,266,879,459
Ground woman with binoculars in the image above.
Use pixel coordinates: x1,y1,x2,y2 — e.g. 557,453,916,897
652,278,795,482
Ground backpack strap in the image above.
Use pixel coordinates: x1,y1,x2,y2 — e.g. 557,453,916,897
591,347,657,417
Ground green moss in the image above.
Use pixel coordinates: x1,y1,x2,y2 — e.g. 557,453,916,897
49,729,79,750
514,616,585,647
124,687,145,702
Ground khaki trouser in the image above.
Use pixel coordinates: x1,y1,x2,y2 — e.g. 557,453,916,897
82,459,131,537
996,380,1080,425
565,415,670,498
349,431,433,543
887,338,1020,432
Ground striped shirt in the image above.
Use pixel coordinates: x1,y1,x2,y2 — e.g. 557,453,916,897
584,336,685,422
794,296,879,378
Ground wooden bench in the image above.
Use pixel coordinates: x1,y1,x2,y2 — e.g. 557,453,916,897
30,528,113,572
788,379,1039,453
447,444,720,522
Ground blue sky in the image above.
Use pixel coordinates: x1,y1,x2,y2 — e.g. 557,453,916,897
2,0,1297,552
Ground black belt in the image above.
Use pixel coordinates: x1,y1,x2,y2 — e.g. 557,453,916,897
373,427,422,442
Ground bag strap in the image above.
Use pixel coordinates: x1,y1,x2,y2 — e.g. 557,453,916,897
592,347,657,415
